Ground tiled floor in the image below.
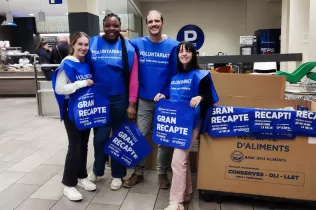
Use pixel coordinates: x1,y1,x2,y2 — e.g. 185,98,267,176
0,98,311,210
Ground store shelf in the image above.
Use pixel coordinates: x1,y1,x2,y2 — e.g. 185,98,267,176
0,71,45,96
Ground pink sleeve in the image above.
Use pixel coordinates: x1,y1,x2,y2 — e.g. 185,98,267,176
129,52,139,103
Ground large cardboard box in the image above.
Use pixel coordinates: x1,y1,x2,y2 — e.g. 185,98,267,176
211,73,286,99
197,96,316,201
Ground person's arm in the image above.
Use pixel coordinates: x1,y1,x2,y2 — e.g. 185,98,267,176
129,52,139,103
55,68,88,95
198,75,213,111
42,49,53,63
161,47,178,97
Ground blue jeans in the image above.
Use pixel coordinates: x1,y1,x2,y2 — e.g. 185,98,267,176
93,94,128,178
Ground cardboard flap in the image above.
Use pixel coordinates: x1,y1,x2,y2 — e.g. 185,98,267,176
212,73,286,99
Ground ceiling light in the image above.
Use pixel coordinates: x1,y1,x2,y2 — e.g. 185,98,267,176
29,13,34,16
102,11,105,14
65,13,68,15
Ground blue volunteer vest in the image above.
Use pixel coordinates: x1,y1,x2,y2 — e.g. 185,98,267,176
170,69,219,129
52,59,92,121
88,36,135,96
130,37,179,100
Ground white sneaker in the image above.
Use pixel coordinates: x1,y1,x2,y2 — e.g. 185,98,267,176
164,201,184,210
63,186,83,201
111,178,122,190
77,178,96,191
88,171,97,182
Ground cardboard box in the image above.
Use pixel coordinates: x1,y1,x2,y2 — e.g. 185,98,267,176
197,96,316,201
211,73,286,99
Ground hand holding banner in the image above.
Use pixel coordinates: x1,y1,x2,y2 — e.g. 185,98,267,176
152,99,194,150
104,121,152,168
73,83,110,130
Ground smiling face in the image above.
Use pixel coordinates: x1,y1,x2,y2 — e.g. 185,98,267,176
178,44,193,67
103,16,121,41
72,36,89,59
146,11,163,36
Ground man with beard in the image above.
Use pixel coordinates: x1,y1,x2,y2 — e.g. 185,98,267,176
123,10,179,189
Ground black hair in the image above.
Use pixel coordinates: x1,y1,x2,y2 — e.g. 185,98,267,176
103,13,130,94
177,41,200,73
145,10,164,24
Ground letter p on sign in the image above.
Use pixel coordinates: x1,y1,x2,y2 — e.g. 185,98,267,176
177,24,205,50
184,30,197,42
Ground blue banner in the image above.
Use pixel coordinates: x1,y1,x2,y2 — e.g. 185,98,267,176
73,84,110,130
209,106,253,137
152,99,194,150
252,109,295,134
294,110,316,137
104,121,152,168
252,132,296,140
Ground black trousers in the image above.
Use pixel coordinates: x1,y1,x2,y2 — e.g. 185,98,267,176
62,105,91,187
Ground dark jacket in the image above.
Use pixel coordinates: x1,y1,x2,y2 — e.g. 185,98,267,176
50,41,70,64
37,47,52,72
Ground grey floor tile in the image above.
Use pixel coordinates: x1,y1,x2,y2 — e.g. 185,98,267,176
15,198,57,210
0,134,20,144
144,170,159,183
50,187,97,210
221,202,254,210
17,164,63,185
43,149,67,165
28,137,54,149
0,171,26,193
34,140,67,157
0,140,27,157
85,204,120,210
4,125,37,135
0,184,39,210
6,153,49,173
120,193,157,210
155,189,170,209
0,143,39,162
188,199,220,210
129,180,159,195
14,125,56,141
0,161,15,172
30,175,64,200
91,182,129,205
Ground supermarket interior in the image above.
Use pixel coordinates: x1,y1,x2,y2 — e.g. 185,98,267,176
1,0,316,210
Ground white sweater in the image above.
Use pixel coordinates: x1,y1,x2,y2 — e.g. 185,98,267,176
55,56,88,97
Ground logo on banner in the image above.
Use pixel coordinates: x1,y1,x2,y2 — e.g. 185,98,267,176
177,24,204,50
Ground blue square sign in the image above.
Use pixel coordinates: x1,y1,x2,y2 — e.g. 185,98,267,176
49,0,62,4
